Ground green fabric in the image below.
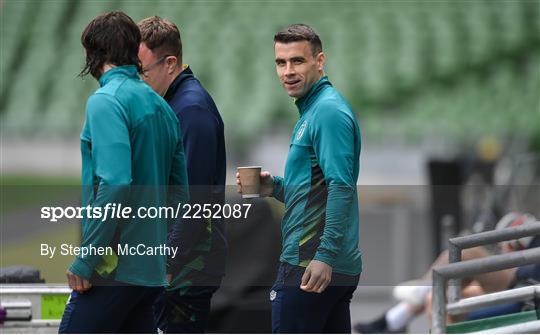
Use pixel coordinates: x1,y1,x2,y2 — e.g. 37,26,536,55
446,310,538,333
94,252,118,277
70,65,189,286
272,76,362,276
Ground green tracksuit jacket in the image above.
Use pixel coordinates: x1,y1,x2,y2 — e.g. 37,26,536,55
272,76,362,276
70,65,189,286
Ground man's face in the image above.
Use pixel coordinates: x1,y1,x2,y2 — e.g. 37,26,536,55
274,41,324,98
138,43,171,96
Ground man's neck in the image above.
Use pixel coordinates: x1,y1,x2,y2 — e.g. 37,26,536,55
102,63,116,75
164,64,187,95
171,64,187,81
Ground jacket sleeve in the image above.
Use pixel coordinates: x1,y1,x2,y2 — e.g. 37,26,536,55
167,104,218,269
167,127,189,227
309,102,358,267
272,176,285,203
70,93,132,279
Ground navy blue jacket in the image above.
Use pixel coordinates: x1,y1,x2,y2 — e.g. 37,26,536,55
164,66,227,280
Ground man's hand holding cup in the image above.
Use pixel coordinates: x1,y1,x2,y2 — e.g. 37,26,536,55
236,166,274,198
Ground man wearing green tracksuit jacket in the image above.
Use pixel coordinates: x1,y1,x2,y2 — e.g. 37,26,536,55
59,11,188,333
237,24,362,333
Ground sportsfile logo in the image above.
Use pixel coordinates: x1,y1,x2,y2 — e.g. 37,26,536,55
40,203,253,222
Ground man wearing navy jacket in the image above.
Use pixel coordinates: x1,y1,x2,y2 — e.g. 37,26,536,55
138,16,227,333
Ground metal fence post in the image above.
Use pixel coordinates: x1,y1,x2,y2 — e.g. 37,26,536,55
448,240,461,303
432,270,447,334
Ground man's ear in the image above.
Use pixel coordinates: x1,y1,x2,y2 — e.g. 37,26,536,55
316,52,325,72
166,56,178,74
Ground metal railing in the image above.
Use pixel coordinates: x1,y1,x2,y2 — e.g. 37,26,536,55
447,222,540,303
0,284,70,328
431,221,540,333
447,285,540,315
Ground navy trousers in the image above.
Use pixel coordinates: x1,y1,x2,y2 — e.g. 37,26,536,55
153,270,221,334
153,285,219,333
270,262,359,333
59,282,161,333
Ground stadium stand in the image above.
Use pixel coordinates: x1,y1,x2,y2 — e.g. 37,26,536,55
1,1,538,145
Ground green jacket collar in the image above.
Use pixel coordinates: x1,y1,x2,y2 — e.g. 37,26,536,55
99,65,139,87
295,76,331,115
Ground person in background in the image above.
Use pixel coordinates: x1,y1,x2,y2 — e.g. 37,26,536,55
355,212,539,333
138,16,227,333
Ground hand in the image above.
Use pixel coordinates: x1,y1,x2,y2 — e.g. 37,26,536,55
66,270,92,293
236,170,274,197
300,260,332,293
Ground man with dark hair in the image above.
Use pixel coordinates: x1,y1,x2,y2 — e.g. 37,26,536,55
236,23,362,333
138,16,227,333
59,11,188,333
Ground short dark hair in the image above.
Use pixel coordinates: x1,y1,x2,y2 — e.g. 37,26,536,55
138,16,182,63
274,24,323,56
80,11,142,79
